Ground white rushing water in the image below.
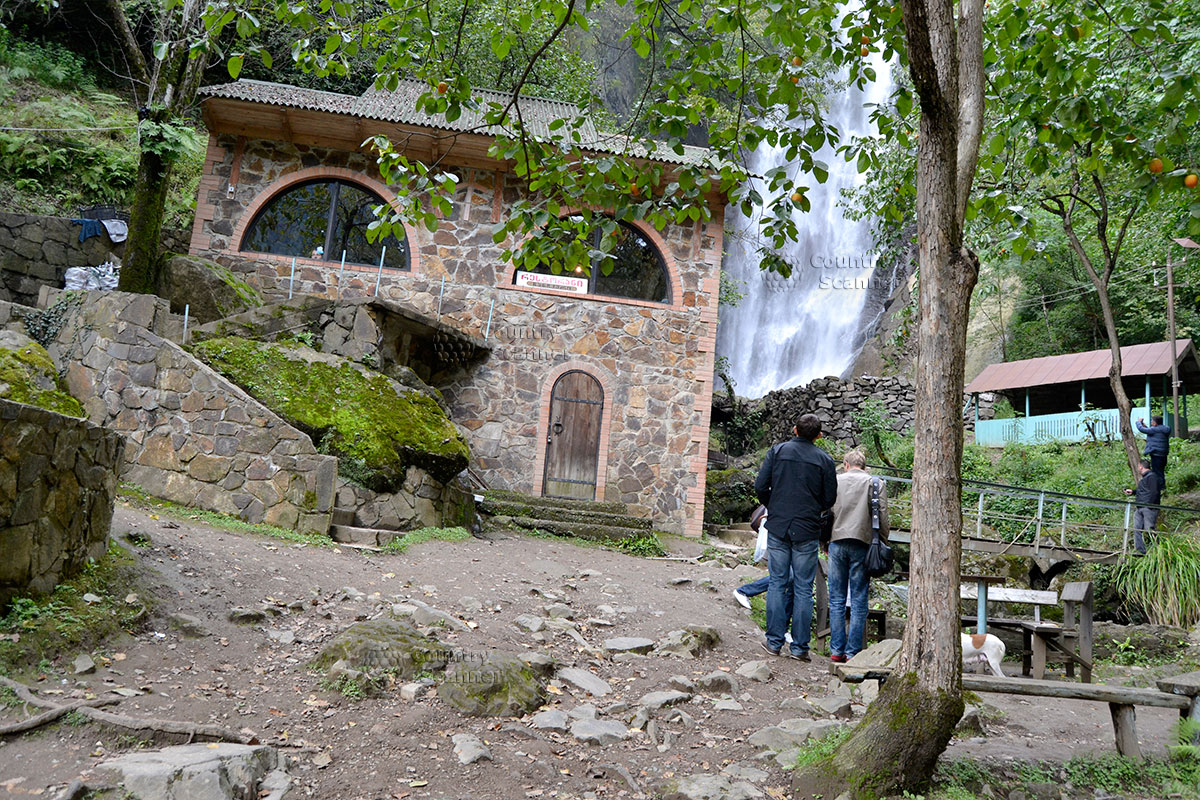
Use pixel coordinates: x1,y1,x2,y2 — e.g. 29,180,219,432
716,54,894,399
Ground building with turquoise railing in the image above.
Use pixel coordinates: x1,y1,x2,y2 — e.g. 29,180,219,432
967,340,1199,447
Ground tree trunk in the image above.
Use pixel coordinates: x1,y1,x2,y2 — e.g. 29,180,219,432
119,143,172,294
1096,286,1140,476
795,0,983,793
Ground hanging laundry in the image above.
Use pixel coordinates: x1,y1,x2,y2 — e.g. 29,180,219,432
72,218,105,243
100,219,128,243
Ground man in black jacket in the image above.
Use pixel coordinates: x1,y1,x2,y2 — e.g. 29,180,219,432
754,413,837,660
1125,458,1163,554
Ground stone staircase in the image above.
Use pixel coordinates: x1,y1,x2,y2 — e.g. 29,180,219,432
480,489,652,543
707,521,756,548
327,506,401,548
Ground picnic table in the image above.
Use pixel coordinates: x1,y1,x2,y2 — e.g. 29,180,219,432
962,573,1006,634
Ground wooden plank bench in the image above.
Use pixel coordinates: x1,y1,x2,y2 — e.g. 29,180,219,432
959,581,1094,682
837,664,1194,758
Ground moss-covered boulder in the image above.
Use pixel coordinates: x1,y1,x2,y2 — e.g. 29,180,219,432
313,618,449,678
439,653,546,717
192,337,469,491
704,468,758,525
0,334,84,417
159,254,263,323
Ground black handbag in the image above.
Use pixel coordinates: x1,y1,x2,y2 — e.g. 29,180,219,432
864,477,893,577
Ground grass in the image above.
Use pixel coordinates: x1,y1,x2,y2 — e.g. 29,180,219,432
383,526,472,553
1116,532,1200,627
0,542,150,675
931,739,1200,800
119,484,335,548
789,726,852,771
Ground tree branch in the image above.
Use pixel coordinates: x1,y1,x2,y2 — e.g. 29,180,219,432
955,0,985,221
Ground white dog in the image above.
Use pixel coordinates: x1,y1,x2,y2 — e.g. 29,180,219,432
961,632,1006,677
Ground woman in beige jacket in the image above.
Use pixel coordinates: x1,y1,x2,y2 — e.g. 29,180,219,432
827,450,889,662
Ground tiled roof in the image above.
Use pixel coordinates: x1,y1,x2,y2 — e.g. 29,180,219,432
200,79,712,166
966,339,1197,394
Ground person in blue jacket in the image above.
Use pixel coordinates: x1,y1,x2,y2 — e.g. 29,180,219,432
1136,415,1170,485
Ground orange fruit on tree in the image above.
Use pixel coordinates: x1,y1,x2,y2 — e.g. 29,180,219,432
437,81,448,94
790,75,799,84
1149,158,1164,174
860,46,870,57
630,183,641,197
1186,174,1199,189
792,56,802,66
861,34,871,44
791,192,805,204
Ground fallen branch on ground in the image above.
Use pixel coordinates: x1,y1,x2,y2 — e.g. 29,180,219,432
0,676,256,744
0,694,119,736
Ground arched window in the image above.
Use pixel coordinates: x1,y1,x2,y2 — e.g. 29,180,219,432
241,179,410,270
515,219,670,303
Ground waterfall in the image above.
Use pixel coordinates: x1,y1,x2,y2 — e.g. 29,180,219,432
716,55,894,399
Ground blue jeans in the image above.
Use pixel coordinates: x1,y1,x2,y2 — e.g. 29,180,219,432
766,536,818,654
827,539,870,658
737,575,770,597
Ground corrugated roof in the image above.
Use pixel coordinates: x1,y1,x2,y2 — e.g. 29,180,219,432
966,339,1197,394
200,79,712,166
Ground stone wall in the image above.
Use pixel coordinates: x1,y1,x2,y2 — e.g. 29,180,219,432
33,290,337,534
189,134,721,535
759,375,996,450
0,212,188,307
336,470,473,532
0,398,124,604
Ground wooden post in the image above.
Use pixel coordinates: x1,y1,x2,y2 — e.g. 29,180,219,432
1109,703,1141,758
1031,635,1047,680
1168,254,1181,434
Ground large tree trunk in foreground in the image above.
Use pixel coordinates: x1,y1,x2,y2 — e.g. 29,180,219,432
795,0,983,794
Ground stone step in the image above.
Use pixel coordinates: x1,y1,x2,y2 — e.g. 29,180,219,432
712,527,756,547
330,524,401,548
484,488,628,516
481,498,651,531
491,515,651,545
330,507,356,527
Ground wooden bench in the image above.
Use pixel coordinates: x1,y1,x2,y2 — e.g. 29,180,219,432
959,581,1094,682
838,665,1198,758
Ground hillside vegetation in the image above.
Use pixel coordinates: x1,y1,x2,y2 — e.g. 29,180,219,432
0,29,202,229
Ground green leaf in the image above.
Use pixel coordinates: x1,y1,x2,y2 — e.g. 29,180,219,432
227,55,244,79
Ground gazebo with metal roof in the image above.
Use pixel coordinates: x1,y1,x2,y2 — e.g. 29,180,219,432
966,339,1200,446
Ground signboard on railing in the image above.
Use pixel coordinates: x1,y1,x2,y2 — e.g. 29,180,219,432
515,271,588,294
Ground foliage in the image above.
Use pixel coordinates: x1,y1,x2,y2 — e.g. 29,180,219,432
718,271,745,308
613,531,666,557
191,337,469,492
789,725,853,771
0,542,150,674
1117,532,1200,627
382,526,472,553
0,28,204,227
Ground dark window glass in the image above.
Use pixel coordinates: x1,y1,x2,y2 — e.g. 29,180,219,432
241,180,409,270
515,220,669,303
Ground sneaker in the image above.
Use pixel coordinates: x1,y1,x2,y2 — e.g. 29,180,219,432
830,654,847,664
788,650,811,662
760,641,781,657
785,632,793,644
733,589,752,609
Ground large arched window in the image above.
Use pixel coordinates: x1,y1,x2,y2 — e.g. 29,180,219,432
241,179,410,270
514,219,670,303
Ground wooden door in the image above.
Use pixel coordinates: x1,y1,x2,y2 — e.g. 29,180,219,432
542,371,604,500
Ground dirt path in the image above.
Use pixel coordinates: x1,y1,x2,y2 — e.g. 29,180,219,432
0,503,1182,799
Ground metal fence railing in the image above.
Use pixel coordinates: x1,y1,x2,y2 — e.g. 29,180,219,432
869,466,1200,559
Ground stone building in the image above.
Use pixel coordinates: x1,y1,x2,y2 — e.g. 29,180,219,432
187,79,724,536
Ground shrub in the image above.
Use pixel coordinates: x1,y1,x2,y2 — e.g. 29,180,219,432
1117,532,1200,627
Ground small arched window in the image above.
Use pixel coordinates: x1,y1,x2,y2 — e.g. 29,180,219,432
241,179,410,270
515,219,670,303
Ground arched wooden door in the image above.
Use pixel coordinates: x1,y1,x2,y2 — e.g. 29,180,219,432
542,371,604,500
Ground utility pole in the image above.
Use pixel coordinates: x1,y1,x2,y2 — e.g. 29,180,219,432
1166,253,1180,434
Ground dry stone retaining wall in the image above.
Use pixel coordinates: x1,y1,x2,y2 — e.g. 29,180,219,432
0,212,188,307
759,376,996,449
35,291,337,534
190,134,721,535
0,398,124,604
